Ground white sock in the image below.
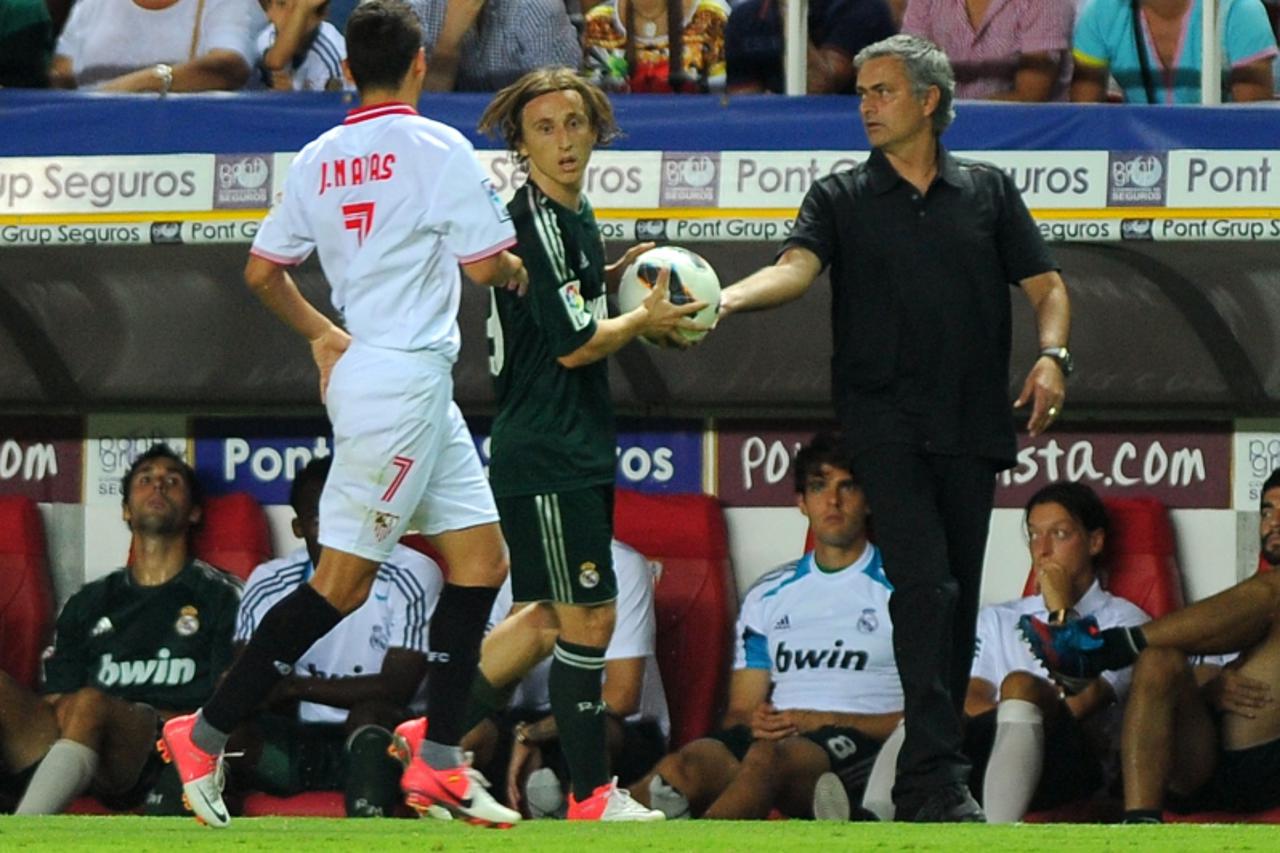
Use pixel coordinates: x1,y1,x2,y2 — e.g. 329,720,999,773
15,738,99,815
982,699,1045,824
861,720,904,821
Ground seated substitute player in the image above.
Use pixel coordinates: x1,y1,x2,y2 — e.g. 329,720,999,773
462,65,704,823
160,0,528,830
1023,468,1280,821
233,456,434,817
627,432,903,821
0,444,240,815
855,481,1149,822
459,539,670,818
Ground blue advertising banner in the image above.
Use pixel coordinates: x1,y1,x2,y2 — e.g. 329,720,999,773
192,417,332,503
470,418,704,495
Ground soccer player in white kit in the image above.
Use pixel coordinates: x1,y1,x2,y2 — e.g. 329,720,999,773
159,0,525,829
628,432,904,820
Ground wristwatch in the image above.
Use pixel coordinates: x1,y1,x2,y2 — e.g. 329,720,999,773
1039,346,1073,378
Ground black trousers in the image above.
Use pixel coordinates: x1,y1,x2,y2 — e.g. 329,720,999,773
850,445,998,806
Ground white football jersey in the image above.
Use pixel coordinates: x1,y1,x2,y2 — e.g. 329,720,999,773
251,103,516,357
508,540,670,737
972,580,1150,703
735,545,901,715
235,544,441,724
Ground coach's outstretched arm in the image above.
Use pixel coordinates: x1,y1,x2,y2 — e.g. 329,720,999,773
244,255,351,402
719,247,822,316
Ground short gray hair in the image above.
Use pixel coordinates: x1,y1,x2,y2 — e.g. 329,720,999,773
854,34,956,136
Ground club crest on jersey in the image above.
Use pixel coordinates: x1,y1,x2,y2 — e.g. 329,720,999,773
857,608,879,634
372,511,400,543
370,623,389,652
175,605,200,637
578,561,600,589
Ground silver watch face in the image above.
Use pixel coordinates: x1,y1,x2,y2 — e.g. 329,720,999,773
1044,347,1072,375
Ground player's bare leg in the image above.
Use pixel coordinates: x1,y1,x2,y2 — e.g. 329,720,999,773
1121,647,1218,816
630,740,742,816
702,736,829,819
0,672,59,776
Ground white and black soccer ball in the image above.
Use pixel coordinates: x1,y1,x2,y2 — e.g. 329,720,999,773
617,246,721,344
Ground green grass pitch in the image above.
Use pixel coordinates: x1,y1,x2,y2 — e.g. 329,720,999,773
2,817,1279,851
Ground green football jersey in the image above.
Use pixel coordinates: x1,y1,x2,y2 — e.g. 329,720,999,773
487,182,615,498
42,559,241,711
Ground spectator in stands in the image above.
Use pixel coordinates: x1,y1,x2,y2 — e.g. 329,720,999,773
0,0,54,87
409,0,580,92
584,0,732,93
0,444,240,815
50,0,256,92
254,0,351,90
901,0,1075,101
460,540,670,818
726,0,898,95
1023,469,1280,822
856,482,1149,822
626,433,903,821
232,456,433,817
1071,0,1278,103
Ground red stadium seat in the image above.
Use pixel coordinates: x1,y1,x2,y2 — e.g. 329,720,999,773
614,489,736,750
0,495,55,688
191,492,273,582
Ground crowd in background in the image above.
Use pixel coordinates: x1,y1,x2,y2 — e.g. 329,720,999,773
2,0,1279,102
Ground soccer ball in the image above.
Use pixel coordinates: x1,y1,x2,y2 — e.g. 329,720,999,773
617,246,721,344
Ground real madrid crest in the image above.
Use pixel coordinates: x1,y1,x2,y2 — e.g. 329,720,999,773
857,608,879,634
578,561,600,589
175,605,200,637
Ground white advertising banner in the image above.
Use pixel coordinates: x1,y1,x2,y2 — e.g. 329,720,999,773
5,149,1280,243
0,155,214,214
1232,421,1280,510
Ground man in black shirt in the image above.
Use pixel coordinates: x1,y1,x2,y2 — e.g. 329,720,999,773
719,34,1071,822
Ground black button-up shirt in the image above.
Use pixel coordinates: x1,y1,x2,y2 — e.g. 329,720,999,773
785,145,1056,467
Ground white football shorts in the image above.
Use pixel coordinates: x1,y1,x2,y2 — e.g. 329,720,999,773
318,340,498,562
